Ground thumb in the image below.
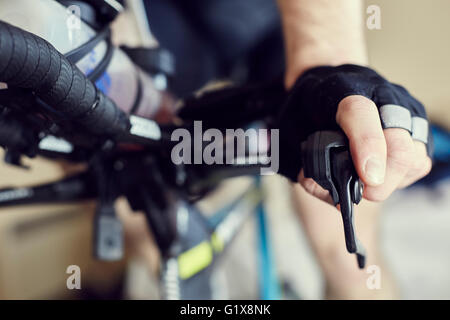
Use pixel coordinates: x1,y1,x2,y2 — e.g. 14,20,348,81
336,95,387,187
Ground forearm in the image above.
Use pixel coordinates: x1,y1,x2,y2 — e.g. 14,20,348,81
277,0,368,88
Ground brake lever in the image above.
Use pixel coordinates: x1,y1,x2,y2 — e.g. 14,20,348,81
301,131,366,268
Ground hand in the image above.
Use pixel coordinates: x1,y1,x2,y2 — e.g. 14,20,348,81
299,95,432,203
277,64,433,203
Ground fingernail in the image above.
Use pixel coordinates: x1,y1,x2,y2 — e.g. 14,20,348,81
364,156,385,185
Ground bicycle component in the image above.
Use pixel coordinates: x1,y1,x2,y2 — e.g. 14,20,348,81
90,155,123,261
121,46,175,79
118,155,178,256
1,0,176,121
162,183,264,299
0,173,95,207
94,203,124,261
0,21,130,136
301,131,366,268
0,3,293,299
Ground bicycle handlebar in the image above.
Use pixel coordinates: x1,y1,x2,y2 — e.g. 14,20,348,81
0,21,129,136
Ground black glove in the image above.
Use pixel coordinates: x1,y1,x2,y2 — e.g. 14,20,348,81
277,64,432,182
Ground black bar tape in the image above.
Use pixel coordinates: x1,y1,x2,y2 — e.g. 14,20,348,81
0,21,129,136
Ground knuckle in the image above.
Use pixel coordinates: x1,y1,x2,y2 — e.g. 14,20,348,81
414,157,432,177
411,142,430,174
387,137,415,169
389,150,414,170
341,95,375,111
336,95,376,123
423,157,433,175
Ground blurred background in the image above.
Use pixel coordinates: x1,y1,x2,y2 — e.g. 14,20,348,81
0,0,449,299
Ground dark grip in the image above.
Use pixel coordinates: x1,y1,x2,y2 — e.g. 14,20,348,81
0,21,129,136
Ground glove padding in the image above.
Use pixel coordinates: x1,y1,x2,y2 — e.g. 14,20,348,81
277,64,432,182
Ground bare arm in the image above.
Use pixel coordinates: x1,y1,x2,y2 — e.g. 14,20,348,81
277,0,431,207
277,0,368,88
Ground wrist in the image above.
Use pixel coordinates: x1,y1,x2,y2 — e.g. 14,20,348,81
285,47,369,89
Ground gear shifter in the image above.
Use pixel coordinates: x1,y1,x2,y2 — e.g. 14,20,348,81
301,131,366,268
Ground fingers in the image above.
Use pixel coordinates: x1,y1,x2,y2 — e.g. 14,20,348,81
358,130,431,201
398,140,432,188
298,126,430,203
298,170,334,205
363,128,415,201
336,95,387,187
336,95,431,202
299,94,431,204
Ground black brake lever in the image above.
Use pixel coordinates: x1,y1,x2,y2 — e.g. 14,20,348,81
301,131,366,268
